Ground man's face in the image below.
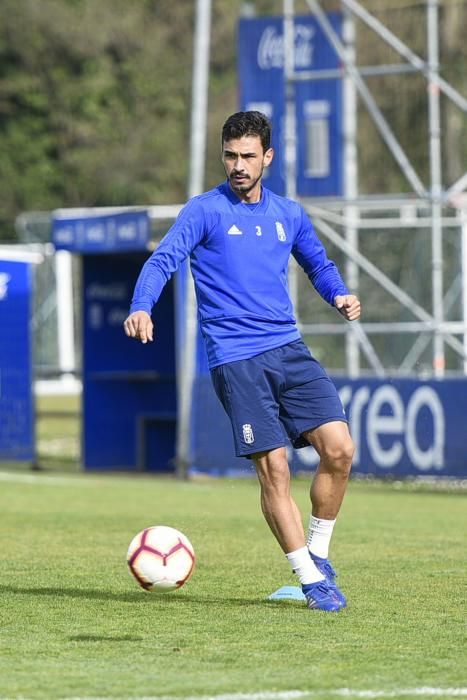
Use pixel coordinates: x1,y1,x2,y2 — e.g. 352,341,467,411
222,135,273,197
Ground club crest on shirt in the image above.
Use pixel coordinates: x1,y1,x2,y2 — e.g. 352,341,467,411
275,221,286,241
242,423,254,444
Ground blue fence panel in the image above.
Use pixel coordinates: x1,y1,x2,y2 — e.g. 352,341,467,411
191,375,467,479
82,253,177,471
0,260,34,462
334,377,467,479
52,209,177,472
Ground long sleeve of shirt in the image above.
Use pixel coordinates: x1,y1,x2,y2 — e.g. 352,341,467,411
292,206,348,306
130,198,206,315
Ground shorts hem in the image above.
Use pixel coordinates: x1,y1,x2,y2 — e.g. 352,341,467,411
237,441,287,459
292,416,348,449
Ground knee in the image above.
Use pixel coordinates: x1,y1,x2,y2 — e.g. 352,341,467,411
321,437,354,475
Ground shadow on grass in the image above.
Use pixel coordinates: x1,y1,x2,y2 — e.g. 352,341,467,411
0,583,283,609
69,634,143,642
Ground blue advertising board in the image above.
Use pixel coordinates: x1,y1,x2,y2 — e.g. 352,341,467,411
54,211,178,473
294,378,467,479
52,210,150,253
0,260,34,462
238,14,343,197
191,375,467,479
82,253,177,471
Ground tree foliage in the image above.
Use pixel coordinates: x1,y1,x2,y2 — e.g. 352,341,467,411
0,0,195,239
0,0,465,241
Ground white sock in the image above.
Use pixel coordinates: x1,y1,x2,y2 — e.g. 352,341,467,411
307,515,336,559
286,546,324,585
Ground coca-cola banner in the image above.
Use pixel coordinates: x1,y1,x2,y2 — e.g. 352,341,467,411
238,13,343,198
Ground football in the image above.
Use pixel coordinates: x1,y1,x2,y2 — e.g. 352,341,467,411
127,525,195,592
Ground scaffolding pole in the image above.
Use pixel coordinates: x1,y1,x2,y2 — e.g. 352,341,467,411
341,0,467,113
283,0,300,311
176,0,212,478
305,0,426,198
427,0,444,377
342,4,360,377
463,211,467,374
274,1,467,376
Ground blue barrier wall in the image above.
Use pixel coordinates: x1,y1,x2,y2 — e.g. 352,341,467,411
82,253,177,472
53,210,177,473
0,259,34,462
191,370,467,479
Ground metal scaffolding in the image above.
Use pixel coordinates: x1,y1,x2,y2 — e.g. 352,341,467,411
283,0,467,378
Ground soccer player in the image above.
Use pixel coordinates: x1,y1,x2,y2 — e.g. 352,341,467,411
124,111,361,612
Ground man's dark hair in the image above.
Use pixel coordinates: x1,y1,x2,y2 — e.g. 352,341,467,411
222,111,272,152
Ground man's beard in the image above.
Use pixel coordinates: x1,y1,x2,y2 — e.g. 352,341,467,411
228,168,263,194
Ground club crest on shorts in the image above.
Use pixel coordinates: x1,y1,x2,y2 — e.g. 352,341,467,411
275,221,286,241
242,423,254,444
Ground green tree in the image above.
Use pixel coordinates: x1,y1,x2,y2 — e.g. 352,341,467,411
0,0,195,240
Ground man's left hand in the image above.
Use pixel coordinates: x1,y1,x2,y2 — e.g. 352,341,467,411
334,294,361,321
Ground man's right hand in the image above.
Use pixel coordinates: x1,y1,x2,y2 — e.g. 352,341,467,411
123,311,154,344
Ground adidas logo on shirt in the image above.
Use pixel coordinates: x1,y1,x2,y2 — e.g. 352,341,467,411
227,224,242,235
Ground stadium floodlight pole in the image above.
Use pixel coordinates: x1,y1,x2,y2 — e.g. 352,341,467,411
427,0,445,378
341,0,467,114
305,0,426,199
176,0,212,479
342,3,360,378
283,0,300,312
188,0,212,201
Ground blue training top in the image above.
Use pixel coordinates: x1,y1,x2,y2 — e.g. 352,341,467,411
130,182,348,369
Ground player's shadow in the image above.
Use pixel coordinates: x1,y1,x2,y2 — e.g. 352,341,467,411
0,583,269,608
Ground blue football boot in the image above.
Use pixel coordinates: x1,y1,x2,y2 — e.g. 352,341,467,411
310,553,347,608
301,579,343,612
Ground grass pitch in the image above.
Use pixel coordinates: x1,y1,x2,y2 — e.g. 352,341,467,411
0,468,465,700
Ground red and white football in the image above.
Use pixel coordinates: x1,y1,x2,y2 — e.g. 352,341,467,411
127,525,195,592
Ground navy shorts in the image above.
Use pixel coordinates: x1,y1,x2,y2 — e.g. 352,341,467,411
210,339,347,457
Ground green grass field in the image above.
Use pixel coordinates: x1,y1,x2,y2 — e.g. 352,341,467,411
35,394,81,471
1,464,466,700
